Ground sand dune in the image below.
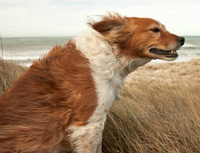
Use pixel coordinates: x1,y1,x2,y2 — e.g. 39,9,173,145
126,58,200,85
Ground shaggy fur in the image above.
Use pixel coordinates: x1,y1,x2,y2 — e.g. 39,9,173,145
0,13,184,153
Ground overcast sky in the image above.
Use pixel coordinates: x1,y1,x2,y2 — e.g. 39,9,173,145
0,0,200,37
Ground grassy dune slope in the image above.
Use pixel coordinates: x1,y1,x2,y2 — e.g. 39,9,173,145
0,59,200,153
103,59,200,153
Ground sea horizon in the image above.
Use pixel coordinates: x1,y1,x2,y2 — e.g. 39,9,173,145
2,35,200,38
0,35,200,67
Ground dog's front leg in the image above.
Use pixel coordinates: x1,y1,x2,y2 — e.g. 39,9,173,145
68,122,104,153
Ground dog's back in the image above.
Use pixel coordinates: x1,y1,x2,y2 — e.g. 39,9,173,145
0,40,97,152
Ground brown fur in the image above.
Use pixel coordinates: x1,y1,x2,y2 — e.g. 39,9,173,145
90,13,181,61
0,40,97,152
0,12,184,153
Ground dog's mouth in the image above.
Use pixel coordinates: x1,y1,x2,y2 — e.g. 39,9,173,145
149,48,178,58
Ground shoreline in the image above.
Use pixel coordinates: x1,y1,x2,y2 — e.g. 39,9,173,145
3,57,200,67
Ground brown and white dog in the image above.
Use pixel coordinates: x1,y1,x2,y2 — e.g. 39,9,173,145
0,13,184,153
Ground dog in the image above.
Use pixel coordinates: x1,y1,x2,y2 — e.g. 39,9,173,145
0,13,184,153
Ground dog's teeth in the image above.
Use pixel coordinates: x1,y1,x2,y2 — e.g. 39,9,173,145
171,50,176,54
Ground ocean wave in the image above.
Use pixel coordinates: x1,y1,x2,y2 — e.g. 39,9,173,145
2,56,39,61
1,50,47,61
182,43,200,49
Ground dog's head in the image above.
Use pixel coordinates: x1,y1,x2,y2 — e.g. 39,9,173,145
89,13,185,61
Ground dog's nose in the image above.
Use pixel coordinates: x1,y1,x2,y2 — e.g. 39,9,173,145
177,36,185,46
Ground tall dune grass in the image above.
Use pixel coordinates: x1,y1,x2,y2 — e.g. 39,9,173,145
0,59,200,153
0,59,27,96
103,59,200,153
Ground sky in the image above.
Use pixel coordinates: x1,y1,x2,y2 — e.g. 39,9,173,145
0,0,200,37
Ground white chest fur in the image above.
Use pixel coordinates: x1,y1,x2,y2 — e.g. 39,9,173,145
75,29,125,114
75,30,151,114
68,29,150,153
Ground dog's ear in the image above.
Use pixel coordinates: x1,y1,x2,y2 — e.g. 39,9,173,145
88,13,126,34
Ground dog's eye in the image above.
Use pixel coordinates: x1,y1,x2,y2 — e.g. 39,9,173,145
150,28,160,33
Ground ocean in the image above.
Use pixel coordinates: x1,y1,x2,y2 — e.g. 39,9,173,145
0,36,200,67
0,36,72,67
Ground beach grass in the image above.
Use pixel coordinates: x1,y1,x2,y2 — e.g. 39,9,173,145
0,59,27,96
0,59,200,153
102,59,200,153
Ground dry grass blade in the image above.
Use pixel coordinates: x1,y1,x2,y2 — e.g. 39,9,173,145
103,59,200,153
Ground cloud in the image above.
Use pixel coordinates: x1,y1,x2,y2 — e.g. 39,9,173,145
0,0,200,36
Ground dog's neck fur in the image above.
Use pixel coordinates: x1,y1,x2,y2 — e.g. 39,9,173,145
68,29,151,152
75,28,151,111
76,29,151,80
